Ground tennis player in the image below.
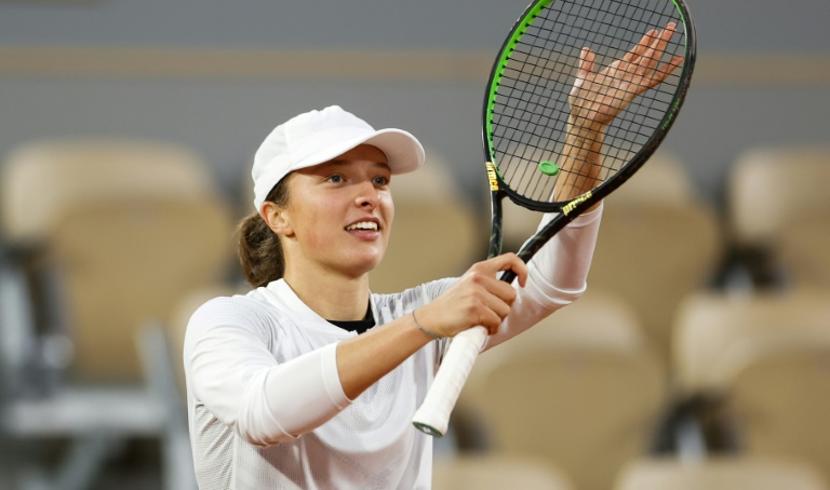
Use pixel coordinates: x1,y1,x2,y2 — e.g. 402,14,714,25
184,24,679,490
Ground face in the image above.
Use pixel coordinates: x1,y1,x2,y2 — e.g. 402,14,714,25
263,144,394,278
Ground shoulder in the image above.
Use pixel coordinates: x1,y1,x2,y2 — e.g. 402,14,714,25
185,289,281,345
189,292,273,327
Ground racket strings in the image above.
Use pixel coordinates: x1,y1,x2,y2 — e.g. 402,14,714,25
489,0,686,204
515,1,682,199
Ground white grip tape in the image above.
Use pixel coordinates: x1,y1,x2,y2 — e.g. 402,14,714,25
412,325,488,437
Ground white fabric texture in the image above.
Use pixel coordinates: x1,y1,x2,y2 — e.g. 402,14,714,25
184,203,603,490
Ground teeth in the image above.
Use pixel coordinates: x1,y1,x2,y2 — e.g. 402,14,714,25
346,221,378,231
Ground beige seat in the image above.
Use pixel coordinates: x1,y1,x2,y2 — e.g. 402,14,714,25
0,138,233,381
674,290,830,393
586,154,720,366
0,138,233,490
729,146,830,286
730,146,830,247
615,456,828,490
434,455,574,490
778,215,830,287
458,290,665,490
673,290,830,483
370,148,483,292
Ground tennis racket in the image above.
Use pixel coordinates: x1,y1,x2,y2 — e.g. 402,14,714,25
412,0,696,437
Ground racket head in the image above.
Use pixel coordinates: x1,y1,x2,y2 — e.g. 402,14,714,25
482,0,696,214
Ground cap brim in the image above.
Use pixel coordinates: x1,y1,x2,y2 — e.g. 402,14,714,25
293,128,425,176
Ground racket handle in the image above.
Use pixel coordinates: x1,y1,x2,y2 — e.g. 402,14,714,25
412,325,488,437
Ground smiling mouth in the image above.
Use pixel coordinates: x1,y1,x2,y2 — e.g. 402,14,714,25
344,221,380,232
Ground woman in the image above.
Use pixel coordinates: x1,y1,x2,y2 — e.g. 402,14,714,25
184,24,681,489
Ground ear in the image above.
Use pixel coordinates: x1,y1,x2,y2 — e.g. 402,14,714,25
260,201,295,238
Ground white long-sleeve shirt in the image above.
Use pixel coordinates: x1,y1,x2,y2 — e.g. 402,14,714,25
184,204,603,490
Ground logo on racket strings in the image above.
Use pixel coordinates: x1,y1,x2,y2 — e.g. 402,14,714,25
562,191,593,215
485,162,499,191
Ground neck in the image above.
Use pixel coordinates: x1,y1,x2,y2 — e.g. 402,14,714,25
282,260,370,321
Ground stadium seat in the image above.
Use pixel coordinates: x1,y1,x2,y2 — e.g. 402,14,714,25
434,455,574,490
0,138,233,381
615,456,828,490
673,289,830,483
673,290,830,392
0,138,232,490
585,153,720,366
457,289,665,490
729,146,830,287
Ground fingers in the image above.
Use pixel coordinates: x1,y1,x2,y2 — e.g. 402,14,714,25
640,22,677,71
462,253,528,335
477,288,512,331
648,54,684,86
472,252,528,288
577,47,596,81
475,273,519,306
624,28,657,65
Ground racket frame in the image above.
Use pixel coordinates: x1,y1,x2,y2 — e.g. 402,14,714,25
412,0,696,437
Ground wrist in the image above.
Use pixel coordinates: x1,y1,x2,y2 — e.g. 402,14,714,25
567,115,606,137
412,309,443,340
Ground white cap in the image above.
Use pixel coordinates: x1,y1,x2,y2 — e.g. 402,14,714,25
252,105,425,211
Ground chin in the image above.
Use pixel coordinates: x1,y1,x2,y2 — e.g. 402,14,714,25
346,252,385,277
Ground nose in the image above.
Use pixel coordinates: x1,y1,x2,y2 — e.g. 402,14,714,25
354,180,379,209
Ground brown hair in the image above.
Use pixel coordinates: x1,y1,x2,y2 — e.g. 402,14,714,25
237,177,291,287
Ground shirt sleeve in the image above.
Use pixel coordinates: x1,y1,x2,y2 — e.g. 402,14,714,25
184,297,351,448
483,201,604,351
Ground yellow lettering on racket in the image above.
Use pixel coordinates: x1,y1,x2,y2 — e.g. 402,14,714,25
485,162,499,191
562,191,592,216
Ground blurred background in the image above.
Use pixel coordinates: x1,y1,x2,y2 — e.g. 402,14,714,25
0,0,828,489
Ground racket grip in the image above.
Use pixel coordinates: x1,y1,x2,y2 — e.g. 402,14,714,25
412,325,488,437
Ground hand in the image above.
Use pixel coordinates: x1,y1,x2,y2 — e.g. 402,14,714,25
568,22,684,128
415,253,528,338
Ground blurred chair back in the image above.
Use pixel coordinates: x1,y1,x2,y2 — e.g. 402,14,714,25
370,149,482,292
673,290,830,393
459,290,665,490
727,327,830,484
673,289,830,483
730,146,830,247
615,457,828,490
778,214,830,287
433,455,574,490
0,139,233,382
585,153,721,366
729,146,830,287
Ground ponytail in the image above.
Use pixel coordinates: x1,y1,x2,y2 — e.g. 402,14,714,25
237,178,291,287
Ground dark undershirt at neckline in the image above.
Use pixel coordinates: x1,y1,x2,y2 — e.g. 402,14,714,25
327,302,375,335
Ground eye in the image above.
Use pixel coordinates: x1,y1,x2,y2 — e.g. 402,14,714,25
326,174,344,184
373,175,390,186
